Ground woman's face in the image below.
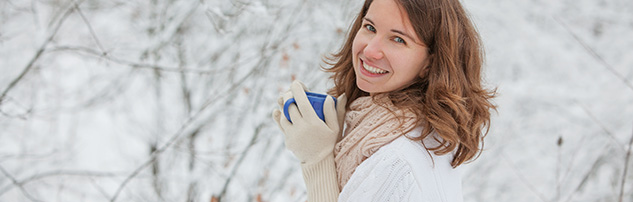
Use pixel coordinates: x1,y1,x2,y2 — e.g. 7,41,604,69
352,0,430,94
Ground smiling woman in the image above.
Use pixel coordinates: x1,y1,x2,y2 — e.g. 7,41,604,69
272,0,496,201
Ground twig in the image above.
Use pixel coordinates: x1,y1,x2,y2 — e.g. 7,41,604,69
89,177,111,201
563,143,611,202
0,170,126,196
619,124,633,202
0,96,32,119
554,17,633,92
0,1,77,105
501,153,549,202
109,157,155,202
50,46,229,74
559,134,586,193
556,136,562,202
72,0,106,55
266,143,299,200
0,164,43,202
217,123,265,201
576,100,625,150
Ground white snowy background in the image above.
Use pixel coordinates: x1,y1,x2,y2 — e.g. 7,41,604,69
0,0,632,201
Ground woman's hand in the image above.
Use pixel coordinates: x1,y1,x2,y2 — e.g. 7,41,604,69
272,80,347,165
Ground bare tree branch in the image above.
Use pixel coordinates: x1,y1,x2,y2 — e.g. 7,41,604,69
72,0,106,55
0,0,78,105
619,124,633,202
50,46,227,74
554,16,633,92
575,100,626,151
501,153,549,202
0,96,32,119
216,123,265,201
0,164,43,202
89,177,112,201
0,170,128,196
108,50,274,201
107,34,280,200
564,143,612,202
265,143,299,200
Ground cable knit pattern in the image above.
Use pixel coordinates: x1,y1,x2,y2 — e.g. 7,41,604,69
334,95,417,189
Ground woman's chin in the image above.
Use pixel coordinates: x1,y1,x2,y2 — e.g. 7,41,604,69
356,80,382,94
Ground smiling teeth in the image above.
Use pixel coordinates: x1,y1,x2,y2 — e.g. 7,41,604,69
363,62,388,74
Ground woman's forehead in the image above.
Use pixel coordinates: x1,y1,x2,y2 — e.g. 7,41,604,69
365,0,422,44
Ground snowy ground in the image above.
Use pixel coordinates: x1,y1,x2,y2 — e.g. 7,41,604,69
1,0,632,201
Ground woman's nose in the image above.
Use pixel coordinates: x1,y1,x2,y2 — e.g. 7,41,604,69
363,37,384,60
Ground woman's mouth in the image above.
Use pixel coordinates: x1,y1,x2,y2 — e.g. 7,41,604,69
361,60,389,75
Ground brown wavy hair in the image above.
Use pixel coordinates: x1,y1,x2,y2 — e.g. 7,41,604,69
323,0,496,167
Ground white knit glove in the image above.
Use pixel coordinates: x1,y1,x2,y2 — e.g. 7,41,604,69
272,80,346,202
272,80,346,165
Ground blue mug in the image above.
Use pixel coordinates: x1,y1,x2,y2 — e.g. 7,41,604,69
283,92,337,123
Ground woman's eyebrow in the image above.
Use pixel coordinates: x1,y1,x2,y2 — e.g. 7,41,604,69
363,17,375,24
391,29,414,41
363,17,415,41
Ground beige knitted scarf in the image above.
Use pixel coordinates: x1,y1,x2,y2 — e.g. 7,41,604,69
333,95,418,189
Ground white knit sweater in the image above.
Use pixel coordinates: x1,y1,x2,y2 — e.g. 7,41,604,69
338,127,464,202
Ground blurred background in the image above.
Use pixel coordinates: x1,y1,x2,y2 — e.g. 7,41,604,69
1,0,632,201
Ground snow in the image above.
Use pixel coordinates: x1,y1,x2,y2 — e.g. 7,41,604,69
1,0,632,201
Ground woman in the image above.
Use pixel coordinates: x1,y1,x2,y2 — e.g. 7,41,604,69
272,0,496,201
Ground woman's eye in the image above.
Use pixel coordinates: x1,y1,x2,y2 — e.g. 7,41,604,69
364,24,376,32
394,37,406,44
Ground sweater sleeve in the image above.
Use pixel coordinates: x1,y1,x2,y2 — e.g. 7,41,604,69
300,154,340,202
